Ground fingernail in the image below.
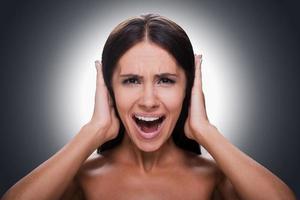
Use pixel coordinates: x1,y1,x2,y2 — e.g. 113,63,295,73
95,61,100,69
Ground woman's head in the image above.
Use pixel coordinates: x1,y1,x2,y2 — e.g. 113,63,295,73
99,13,201,154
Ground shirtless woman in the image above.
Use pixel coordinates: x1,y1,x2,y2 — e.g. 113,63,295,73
2,14,295,200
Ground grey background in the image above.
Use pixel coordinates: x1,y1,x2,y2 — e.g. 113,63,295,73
1,0,299,197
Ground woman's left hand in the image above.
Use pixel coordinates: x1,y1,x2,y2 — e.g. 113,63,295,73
184,54,218,144
184,55,296,200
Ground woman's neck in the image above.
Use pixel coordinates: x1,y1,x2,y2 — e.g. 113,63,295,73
112,133,184,173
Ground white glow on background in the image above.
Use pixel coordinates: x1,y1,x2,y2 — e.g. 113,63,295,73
47,1,255,147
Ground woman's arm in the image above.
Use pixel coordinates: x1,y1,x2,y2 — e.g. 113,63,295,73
185,55,296,200
2,125,102,200
200,124,295,200
2,61,119,200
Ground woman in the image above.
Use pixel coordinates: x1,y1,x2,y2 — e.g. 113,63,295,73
2,14,295,200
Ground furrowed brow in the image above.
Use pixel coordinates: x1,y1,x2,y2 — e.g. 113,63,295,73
119,74,142,78
155,73,178,78
119,73,178,79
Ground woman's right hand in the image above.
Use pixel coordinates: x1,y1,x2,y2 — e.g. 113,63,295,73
1,61,120,200
86,60,120,146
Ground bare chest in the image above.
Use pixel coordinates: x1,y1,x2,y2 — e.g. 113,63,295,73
81,169,216,200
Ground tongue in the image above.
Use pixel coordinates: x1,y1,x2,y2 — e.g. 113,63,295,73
140,121,159,133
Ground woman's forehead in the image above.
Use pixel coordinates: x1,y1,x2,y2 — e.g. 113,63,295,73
117,62,180,75
116,42,181,75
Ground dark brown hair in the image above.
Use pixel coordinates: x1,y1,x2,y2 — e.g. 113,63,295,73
98,13,201,154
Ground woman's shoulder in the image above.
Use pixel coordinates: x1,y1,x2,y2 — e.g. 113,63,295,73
77,151,109,178
78,150,221,177
184,150,217,167
60,152,108,199
75,151,113,194
183,151,223,182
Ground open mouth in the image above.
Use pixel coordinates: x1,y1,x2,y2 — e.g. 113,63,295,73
132,114,166,139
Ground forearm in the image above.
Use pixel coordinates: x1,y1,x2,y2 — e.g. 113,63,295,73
199,127,296,200
2,124,103,200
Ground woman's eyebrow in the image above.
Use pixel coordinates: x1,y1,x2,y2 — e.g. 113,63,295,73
155,73,178,78
119,74,142,78
119,73,178,78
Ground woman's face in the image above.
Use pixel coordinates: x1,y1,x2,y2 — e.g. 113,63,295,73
112,41,186,152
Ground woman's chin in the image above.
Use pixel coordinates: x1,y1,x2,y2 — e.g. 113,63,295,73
134,141,163,152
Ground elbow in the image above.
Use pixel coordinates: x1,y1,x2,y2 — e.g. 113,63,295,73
282,184,297,200
1,191,15,200
283,190,296,200
274,186,296,200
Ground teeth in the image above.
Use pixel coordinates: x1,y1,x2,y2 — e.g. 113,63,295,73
135,115,160,122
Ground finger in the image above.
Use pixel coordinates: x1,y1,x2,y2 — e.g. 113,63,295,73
109,107,120,139
200,91,209,122
191,54,209,122
108,93,114,107
95,60,113,106
110,106,120,130
95,60,106,87
190,90,209,122
191,54,203,95
110,106,119,123
97,62,114,108
93,61,110,119
194,54,203,89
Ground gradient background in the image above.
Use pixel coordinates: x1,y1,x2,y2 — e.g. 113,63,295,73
1,0,299,197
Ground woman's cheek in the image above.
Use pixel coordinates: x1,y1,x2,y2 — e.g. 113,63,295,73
114,87,141,111
157,87,185,110
114,86,185,113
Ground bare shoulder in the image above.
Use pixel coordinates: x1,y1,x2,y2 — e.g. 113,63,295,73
187,153,241,199
75,151,125,199
60,153,104,200
77,151,108,180
176,151,224,198
185,151,222,180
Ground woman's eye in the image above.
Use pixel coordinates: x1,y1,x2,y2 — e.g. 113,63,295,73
158,78,176,85
122,78,140,85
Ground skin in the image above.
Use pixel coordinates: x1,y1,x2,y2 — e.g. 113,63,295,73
112,41,187,154
77,42,220,199
2,41,296,200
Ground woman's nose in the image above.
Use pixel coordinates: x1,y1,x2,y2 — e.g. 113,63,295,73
138,84,159,110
